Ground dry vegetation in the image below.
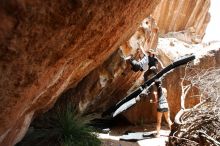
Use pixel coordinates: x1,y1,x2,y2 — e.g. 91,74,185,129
168,67,220,146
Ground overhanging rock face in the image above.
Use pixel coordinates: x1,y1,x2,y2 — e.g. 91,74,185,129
0,0,213,145
0,0,160,145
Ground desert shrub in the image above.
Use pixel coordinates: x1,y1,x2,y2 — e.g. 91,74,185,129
168,68,220,146
17,104,101,146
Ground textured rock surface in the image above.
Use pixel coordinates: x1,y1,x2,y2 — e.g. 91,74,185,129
152,0,211,42
56,17,159,119
0,0,161,145
0,0,214,145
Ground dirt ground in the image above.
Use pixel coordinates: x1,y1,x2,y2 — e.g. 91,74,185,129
100,123,170,146
101,139,139,146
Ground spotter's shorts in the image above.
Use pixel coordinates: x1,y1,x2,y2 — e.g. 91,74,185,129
157,108,168,112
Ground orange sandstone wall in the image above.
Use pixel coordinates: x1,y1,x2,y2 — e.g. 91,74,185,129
0,0,160,145
0,0,213,145
152,0,210,39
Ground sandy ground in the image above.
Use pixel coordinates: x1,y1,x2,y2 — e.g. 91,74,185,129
99,124,170,146
101,139,139,146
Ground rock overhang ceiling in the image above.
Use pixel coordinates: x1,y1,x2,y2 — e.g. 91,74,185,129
0,0,217,145
0,0,161,145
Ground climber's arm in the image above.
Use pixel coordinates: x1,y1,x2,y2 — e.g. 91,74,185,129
150,91,158,103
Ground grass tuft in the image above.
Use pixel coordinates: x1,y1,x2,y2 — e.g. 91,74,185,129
17,104,101,146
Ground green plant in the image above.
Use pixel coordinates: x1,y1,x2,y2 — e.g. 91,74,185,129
17,104,101,146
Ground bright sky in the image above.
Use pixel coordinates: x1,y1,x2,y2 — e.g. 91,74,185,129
203,0,220,42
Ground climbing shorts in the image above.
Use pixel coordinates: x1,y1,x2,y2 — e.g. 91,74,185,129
157,108,168,112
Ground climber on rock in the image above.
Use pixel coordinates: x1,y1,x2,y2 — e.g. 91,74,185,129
126,45,159,82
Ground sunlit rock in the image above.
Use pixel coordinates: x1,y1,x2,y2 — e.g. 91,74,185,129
152,0,211,41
